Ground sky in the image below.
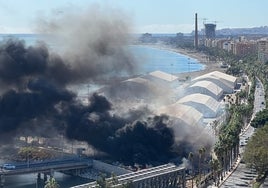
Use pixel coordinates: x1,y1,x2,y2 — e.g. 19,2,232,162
0,0,267,34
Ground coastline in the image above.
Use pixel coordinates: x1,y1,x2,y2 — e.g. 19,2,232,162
139,44,225,80
171,46,225,80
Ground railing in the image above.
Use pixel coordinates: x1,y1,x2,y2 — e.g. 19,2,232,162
0,157,93,176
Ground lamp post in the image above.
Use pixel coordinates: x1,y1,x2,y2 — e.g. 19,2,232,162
188,58,190,73
27,151,30,168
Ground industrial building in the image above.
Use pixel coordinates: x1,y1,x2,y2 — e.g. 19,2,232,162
100,77,160,101
100,71,179,105
157,103,204,128
99,70,236,134
186,80,224,100
191,71,237,93
177,93,221,118
144,70,179,88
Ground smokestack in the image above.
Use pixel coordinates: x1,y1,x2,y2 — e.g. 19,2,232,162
195,13,198,49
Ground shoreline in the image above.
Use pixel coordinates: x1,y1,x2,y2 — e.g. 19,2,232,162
138,44,225,80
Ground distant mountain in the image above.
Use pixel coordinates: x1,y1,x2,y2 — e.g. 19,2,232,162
216,26,268,35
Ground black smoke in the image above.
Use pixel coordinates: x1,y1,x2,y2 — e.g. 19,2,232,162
0,6,212,165
0,38,178,164
109,115,175,165
65,95,176,165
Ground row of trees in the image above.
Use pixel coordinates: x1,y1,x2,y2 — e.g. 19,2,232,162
213,104,250,183
18,146,55,161
187,147,208,187
194,45,257,186
244,124,268,179
210,43,268,182
238,47,268,180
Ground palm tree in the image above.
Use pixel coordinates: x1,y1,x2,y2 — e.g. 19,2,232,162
188,152,194,188
210,159,220,186
96,174,109,188
44,177,60,188
198,147,206,182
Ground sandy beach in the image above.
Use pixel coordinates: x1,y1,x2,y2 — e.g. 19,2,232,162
145,44,225,80
173,47,225,80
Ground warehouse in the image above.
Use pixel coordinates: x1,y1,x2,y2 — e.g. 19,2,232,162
186,80,224,100
157,103,203,128
191,71,237,93
177,93,221,118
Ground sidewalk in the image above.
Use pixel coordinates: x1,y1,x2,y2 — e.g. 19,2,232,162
207,157,241,188
208,120,253,188
219,157,241,187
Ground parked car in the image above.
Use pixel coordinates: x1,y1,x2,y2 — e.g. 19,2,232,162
2,164,16,170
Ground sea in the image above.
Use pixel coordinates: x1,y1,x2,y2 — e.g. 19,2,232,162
0,34,204,75
0,34,204,188
129,45,204,74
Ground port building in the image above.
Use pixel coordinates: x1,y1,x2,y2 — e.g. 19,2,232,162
191,71,237,93
157,103,203,128
177,93,221,118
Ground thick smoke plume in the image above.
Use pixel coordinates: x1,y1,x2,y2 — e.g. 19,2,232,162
0,5,212,165
36,5,138,83
65,95,175,164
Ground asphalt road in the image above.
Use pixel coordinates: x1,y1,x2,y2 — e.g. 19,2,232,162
220,78,265,187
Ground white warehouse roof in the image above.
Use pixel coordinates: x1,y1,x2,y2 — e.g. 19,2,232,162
192,71,237,93
157,103,203,128
148,70,178,82
186,80,224,100
100,77,160,100
177,93,221,118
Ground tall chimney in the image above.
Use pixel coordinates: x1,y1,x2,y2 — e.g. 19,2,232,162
195,13,198,49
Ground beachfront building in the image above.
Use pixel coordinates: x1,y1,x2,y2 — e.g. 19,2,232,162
157,103,204,128
191,71,237,94
204,37,258,58
186,80,223,100
99,69,236,136
258,38,268,63
99,72,180,107
177,93,221,118
233,41,257,56
100,77,160,102
143,70,179,88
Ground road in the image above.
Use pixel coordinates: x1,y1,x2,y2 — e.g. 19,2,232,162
220,77,265,187
220,125,257,187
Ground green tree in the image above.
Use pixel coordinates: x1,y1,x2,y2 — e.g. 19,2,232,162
210,159,220,186
96,173,133,188
122,181,135,188
198,147,206,181
44,177,60,188
188,152,194,188
96,174,109,188
244,124,268,178
251,109,268,128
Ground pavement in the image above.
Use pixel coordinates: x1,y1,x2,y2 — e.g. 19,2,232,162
207,156,241,188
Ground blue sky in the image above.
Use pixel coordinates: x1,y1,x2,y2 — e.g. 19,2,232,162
0,0,267,33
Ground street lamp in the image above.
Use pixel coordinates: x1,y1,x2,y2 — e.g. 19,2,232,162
188,58,190,73
27,151,30,168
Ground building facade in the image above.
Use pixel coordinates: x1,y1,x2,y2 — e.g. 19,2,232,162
258,38,268,63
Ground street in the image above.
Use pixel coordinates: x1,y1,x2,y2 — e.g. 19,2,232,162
220,77,265,187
